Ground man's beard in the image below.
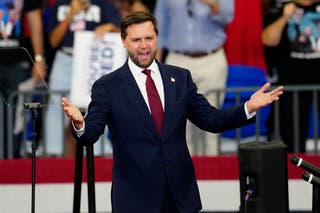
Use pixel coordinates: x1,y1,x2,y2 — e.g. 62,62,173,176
128,50,156,68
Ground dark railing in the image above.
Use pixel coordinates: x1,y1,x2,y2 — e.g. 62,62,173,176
205,85,320,154
1,85,320,159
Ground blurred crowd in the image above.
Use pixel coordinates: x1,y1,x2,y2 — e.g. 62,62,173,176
1,0,320,158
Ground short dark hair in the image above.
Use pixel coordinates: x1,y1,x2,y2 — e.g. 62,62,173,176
120,11,159,39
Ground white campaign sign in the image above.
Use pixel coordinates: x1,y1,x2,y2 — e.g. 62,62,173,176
70,31,127,108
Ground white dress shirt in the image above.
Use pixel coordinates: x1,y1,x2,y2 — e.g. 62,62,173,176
128,58,165,111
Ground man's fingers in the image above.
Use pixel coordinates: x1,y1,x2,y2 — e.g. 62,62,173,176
275,86,284,93
270,86,284,97
260,83,284,96
61,97,83,121
259,82,271,93
61,97,76,118
61,97,72,107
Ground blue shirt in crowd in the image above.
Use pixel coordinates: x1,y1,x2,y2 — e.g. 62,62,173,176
155,0,234,52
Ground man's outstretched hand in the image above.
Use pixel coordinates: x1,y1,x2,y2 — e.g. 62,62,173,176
61,97,84,130
247,83,284,114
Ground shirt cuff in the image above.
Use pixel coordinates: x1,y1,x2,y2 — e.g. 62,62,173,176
244,101,256,119
72,121,85,137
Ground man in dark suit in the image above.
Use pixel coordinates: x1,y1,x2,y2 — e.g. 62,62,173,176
62,11,283,213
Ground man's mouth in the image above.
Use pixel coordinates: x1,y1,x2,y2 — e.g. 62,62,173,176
139,51,150,60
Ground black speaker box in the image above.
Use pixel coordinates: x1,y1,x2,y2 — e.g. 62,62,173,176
238,141,289,213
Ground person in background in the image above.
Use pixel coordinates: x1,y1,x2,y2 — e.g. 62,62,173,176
262,0,282,83
140,0,156,13
61,12,283,212
262,0,320,153
111,0,149,18
45,0,121,157
154,0,234,156
0,0,47,158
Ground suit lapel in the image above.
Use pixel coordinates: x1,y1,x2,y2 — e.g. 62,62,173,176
118,63,159,139
158,63,176,141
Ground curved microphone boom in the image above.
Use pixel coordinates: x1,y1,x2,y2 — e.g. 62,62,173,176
292,156,320,212
302,171,320,186
290,155,320,177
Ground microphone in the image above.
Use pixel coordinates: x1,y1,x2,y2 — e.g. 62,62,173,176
302,171,320,186
290,155,320,177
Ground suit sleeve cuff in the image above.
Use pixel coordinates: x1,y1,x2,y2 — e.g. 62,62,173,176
72,121,85,137
244,101,256,119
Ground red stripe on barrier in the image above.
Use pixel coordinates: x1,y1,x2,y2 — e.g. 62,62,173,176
0,154,319,184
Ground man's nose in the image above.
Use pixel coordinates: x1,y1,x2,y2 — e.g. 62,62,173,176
140,39,148,47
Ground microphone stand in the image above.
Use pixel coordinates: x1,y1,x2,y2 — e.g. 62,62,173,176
24,102,42,213
303,172,320,213
312,184,320,213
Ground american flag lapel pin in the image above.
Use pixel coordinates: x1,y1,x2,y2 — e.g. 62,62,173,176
170,77,175,82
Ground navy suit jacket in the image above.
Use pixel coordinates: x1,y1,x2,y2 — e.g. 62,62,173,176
74,60,254,213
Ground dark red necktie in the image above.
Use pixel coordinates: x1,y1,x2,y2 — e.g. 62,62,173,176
142,69,164,136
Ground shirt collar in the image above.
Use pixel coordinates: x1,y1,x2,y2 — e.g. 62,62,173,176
128,57,159,77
